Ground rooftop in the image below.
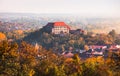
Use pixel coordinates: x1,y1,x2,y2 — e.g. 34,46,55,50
47,22,71,29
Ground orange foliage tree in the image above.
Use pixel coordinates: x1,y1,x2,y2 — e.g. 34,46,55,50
0,32,7,41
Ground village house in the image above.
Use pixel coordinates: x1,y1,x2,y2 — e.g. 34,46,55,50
89,45,107,50
109,45,120,50
61,51,74,58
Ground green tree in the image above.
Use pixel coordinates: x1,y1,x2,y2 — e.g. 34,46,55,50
109,29,116,41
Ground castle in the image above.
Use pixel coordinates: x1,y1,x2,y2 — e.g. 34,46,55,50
43,22,70,34
43,22,87,35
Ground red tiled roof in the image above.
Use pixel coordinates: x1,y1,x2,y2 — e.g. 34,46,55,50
54,22,66,26
90,45,107,49
54,22,70,29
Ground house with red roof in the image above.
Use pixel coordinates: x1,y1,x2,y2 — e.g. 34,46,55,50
62,51,74,58
89,45,107,49
43,22,70,34
109,45,120,50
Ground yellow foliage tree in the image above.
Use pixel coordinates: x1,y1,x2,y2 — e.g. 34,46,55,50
14,30,23,35
84,45,89,51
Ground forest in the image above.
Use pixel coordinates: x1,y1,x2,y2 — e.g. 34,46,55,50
0,40,120,76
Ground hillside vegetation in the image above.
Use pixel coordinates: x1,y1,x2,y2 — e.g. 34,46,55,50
0,40,119,76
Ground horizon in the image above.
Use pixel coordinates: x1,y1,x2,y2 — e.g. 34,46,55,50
0,0,120,18
1,12,120,19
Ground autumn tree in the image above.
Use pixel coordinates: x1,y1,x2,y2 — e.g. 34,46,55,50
106,50,120,76
84,45,89,51
0,41,19,76
0,32,7,41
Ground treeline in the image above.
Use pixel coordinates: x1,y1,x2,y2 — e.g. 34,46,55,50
0,41,120,76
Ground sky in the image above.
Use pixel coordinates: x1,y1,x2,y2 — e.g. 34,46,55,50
0,0,120,17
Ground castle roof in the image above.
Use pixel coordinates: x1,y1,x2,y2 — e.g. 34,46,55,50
47,22,70,29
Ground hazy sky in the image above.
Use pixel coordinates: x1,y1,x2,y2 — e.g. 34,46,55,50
0,0,120,17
